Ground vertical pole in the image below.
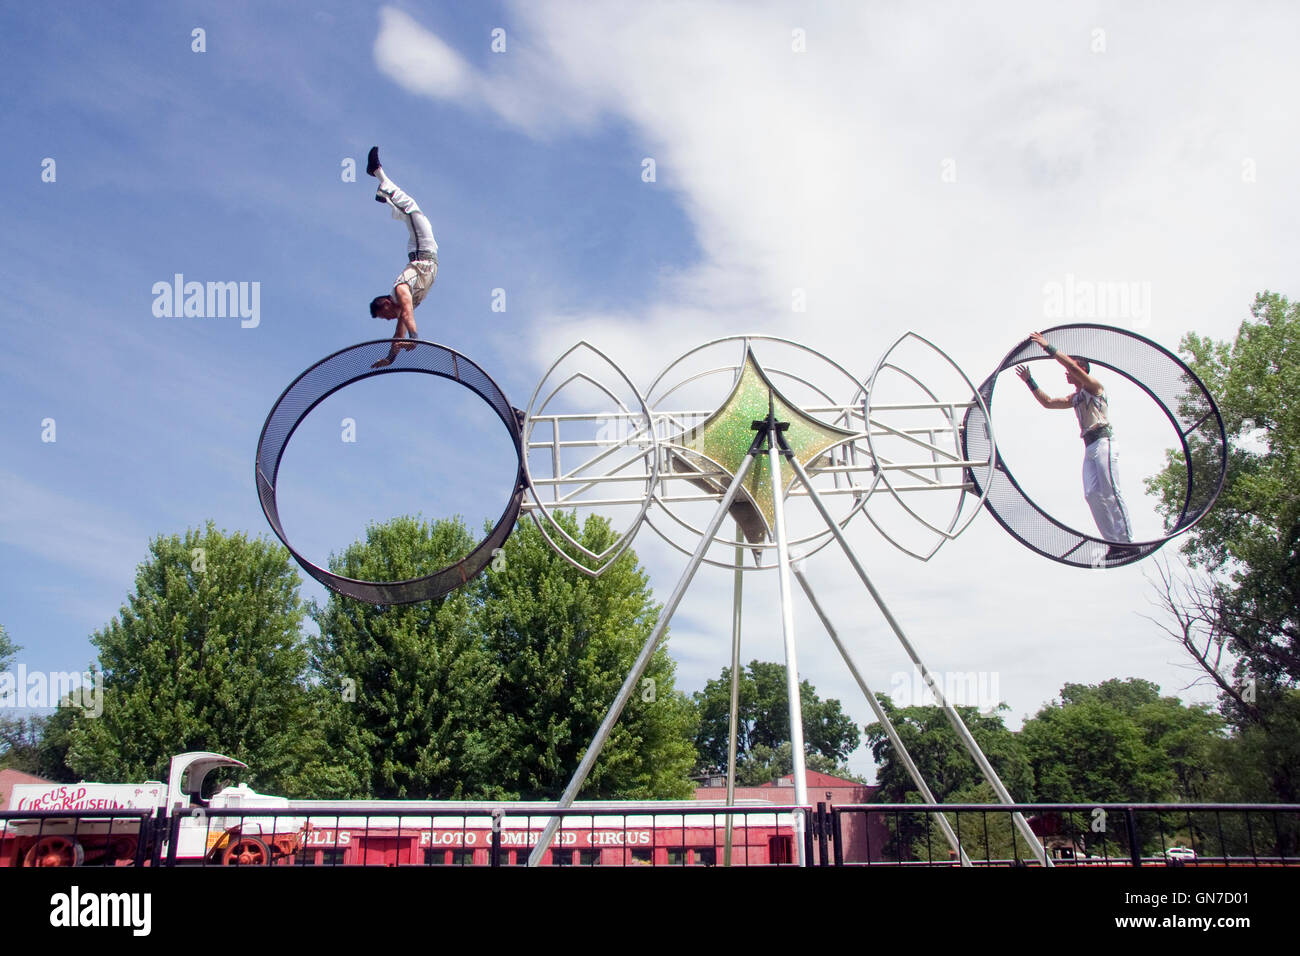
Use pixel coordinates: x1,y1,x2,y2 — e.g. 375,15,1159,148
1125,808,1142,867
768,434,809,865
816,802,830,866
786,453,1051,867
528,451,759,866
793,562,972,866
724,520,744,866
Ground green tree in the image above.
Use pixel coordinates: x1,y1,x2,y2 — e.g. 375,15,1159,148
0,624,15,670
0,626,90,780
1201,689,1300,855
1147,292,1300,696
1021,679,1223,804
478,513,698,799
309,512,699,800
303,516,505,799
0,624,25,771
864,698,1030,804
61,523,318,791
0,710,80,782
692,660,861,782
864,699,1029,861
737,741,869,786
1020,679,1225,856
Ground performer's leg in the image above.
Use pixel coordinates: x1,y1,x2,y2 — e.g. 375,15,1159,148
1082,448,1112,539
1083,440,1131,542
375,174,421,217
1096,438,1133,542
375,176,437,258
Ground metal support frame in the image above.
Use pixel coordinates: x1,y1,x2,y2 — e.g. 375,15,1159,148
785,453,1051,867
724,520,744,865
792,563,972,866
763,400,810,864
521,335,1030,867
527,441,762,866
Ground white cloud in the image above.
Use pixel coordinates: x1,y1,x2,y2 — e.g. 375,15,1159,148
372,1,1291,778
374,7,471,99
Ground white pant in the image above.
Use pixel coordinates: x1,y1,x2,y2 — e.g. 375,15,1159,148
377,179,438,259
1082,437,1132,542
377,178,438,307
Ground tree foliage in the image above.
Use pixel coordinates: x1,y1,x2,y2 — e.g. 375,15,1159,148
308,512,699,800
864,698,1029,804
0,624,15,672
58,524,318,791
1147,292,1300,694
1020,679,1223,806
692,660,861,782
301,516,502,799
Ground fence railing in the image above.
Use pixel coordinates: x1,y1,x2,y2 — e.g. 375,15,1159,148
0,809,158,868
3,802,1297,867
159,804,812,867
830,803,1300,867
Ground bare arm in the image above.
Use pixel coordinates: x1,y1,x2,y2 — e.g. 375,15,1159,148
371,285,418,368
1028,330,1103,395
393,283,417,341
1015,364,1074,409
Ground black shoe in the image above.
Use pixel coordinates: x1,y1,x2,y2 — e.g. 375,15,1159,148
366,146,382,177
1105,543,1138,561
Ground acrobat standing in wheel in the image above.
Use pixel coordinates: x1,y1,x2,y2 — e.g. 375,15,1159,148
366,147,437,369
1014,331,1135,557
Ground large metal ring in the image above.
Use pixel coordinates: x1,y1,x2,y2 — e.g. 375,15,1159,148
255,339,525,604
961,324,1226,569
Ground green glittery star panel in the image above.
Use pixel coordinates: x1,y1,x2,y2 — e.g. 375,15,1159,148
671,347,857,535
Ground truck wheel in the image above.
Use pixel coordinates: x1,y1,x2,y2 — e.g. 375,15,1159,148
24,836,86,867
221,836,271,866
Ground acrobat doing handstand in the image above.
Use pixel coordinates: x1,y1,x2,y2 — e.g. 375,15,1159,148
365,147,438,369
1015,331,1136,558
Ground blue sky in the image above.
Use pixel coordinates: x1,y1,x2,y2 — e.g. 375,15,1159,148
2,1,1298,782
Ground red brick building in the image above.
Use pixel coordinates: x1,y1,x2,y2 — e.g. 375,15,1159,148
695,770,888,863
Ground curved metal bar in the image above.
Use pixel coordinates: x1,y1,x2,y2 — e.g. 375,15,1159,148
861,331,997,560
961,323,1227,569
254,339,524,605
522,340,660,576
645,334,865,409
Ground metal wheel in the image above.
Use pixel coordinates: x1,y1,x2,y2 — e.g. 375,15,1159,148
221,835,271,866
23,835,85,867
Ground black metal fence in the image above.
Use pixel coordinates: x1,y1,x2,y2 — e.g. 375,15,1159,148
0,809,158,868
163,804,812,867
4,802,1297,867
0,804,809,867
830,803,1300,867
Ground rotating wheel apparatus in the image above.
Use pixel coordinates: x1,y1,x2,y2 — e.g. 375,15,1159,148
961,324,1227,568
255,340,526,604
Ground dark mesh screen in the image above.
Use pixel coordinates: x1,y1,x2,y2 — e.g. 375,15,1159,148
255,340,525,604
961,324,1225,569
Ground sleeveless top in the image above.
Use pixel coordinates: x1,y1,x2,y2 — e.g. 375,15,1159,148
1072,387,1110,440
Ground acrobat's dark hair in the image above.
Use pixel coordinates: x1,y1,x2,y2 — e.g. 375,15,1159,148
369,295,393,317
1072,356,1091,373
